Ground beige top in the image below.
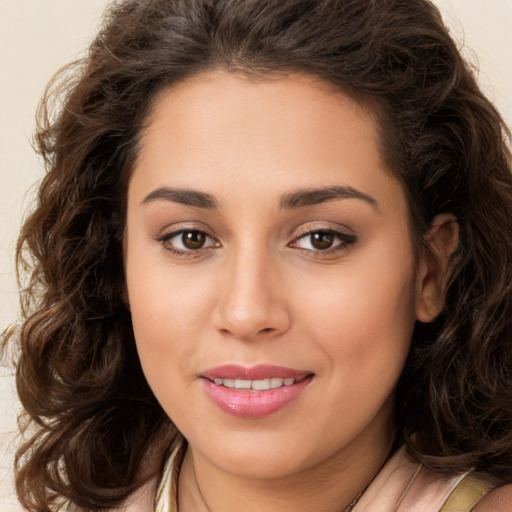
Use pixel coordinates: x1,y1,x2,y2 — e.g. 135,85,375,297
65,442,492,512
351,447,491,511
150,443,492,512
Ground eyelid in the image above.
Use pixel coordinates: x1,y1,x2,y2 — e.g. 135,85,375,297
154,223,221,255
288,222,357,255
160,228,219,245
153,221,356,257
155,220,214,235
292,221,355,239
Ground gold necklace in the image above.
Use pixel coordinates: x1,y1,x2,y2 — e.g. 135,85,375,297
192,461,212,512
343,489,364,512
193,464,370,512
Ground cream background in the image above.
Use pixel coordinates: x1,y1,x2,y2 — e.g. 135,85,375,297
0,1,510,509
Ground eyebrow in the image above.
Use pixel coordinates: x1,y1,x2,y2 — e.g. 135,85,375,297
279,185,377,210
141,187,218,209
141,184,377,210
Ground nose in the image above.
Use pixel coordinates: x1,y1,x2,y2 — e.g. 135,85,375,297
212,249,291,342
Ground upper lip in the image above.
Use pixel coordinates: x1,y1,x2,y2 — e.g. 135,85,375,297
201,364,312,381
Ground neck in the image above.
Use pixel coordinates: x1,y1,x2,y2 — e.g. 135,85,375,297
177,422,394,512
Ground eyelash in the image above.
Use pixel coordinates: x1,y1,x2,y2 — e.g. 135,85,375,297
291,229,357,255
156,227,357,257
155,228,220,257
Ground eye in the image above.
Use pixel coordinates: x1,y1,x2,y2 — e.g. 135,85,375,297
290,229,356,253
157,229,219,254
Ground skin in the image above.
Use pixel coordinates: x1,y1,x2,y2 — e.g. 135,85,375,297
474,484,512,511
124,71,451,512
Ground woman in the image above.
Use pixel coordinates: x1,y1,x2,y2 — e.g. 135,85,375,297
9,0,512,510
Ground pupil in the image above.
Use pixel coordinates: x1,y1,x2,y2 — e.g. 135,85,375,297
312,232,334,250
183,231,206,249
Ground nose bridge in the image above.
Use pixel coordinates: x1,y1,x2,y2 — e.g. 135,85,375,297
213,241,289,340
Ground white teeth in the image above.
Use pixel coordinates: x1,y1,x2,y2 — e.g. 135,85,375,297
270,378,284,388
212,377,300,390
251,379,270,390
234,379,252,389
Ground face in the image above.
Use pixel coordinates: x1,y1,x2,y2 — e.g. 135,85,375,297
125,71,428,480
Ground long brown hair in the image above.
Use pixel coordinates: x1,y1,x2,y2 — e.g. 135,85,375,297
9,0,512,510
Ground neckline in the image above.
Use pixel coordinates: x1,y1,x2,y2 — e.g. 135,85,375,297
155,440,400,512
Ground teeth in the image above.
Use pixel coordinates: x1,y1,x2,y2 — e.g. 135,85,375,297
212,377,301,390
251,378,270,390
270,377,284,388
234,379,252,389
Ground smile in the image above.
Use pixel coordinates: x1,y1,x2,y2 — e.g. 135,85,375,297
201,365,314,418
212,376,306,390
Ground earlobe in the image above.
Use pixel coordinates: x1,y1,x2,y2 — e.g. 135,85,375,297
416,214,459,323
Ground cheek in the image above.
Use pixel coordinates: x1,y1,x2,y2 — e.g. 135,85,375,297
128,273,214,358
126,271,215,430
124,231,217,393
295,242,417,380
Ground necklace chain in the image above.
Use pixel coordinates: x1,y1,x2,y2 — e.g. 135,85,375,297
343,489,364,512
193,464,367,512
192,460,212,512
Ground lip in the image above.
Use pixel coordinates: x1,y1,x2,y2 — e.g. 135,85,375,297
201,364,311,381
200,364,314,418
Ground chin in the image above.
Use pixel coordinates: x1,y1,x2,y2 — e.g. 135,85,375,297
189,427,336,480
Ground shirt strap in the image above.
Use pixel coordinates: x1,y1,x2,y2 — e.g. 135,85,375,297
439,474,494,512
155,436,187,512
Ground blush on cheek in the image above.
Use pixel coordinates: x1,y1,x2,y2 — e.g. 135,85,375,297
304,270,415,375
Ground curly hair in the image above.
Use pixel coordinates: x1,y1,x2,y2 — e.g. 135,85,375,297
9,0,512,510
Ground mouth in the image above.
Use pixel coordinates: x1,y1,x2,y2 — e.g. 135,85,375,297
200,364,314,418
209,375,309,391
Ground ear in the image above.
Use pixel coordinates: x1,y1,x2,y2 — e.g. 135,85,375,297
415,213,459,323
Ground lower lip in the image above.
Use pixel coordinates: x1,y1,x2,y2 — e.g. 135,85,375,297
201,377,312,418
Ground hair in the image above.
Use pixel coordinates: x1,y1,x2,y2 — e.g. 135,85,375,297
8,0,512,510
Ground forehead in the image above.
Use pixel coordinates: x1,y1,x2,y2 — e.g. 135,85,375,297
143,71,376,137
131,70,405,217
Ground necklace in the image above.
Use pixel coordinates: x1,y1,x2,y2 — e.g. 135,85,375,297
192,460,212,512
343,489,364,512
192,463,370,512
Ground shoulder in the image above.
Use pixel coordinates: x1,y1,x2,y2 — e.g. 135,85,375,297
472,483,512,512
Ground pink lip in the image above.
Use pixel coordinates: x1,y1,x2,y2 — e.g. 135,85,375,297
202,364,310,381
200,364,313,418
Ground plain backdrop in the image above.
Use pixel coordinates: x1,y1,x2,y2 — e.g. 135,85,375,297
1,1,511,509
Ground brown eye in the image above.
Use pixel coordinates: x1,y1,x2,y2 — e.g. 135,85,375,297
290,228,357,254
182,230,207,249
310,231,335,250
157,229,219,254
